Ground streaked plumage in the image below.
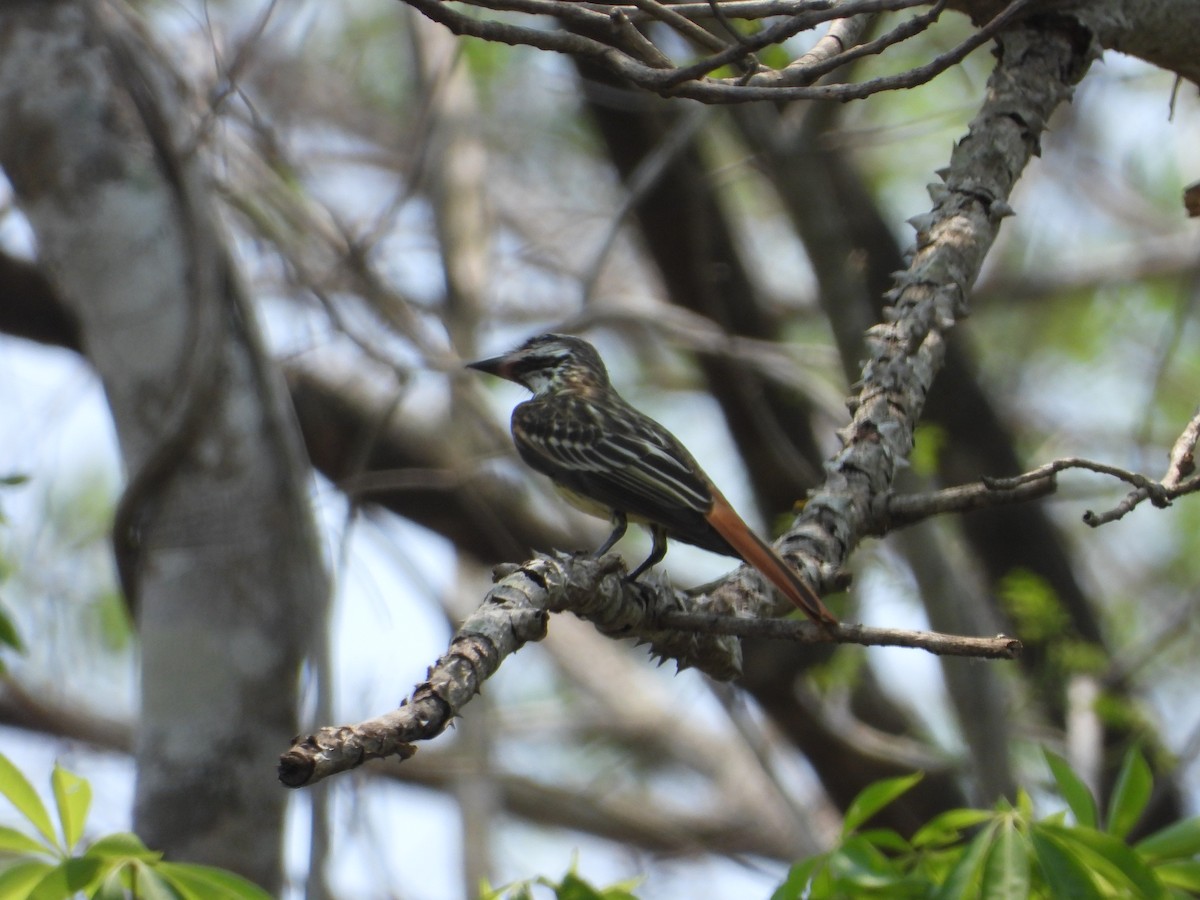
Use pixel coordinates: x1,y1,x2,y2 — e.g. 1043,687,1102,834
468,333,837,625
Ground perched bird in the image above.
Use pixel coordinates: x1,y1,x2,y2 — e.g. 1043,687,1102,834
468,333,838,625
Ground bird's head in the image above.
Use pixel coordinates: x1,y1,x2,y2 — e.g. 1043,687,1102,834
467,333,610,396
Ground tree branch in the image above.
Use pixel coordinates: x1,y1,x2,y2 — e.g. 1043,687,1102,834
710,22,1093,616
878,474,1057,531
280,551,1021,786
399,0,1041,103
982,417,1200,526
279,21,1090,788
658,611,1022,657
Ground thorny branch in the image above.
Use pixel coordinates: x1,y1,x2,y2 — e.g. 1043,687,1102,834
280,551,1021,786
279,16,1093,783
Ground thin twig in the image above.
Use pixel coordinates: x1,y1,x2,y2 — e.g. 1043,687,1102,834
399,0,1018,104
630,0,732,53
980,437,1200,527
768,0,946,88
658,611,1022,657
877,474,1057,532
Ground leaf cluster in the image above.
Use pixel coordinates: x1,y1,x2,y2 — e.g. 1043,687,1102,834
772,747,1200,899
0,755,269,900
484,867,643,900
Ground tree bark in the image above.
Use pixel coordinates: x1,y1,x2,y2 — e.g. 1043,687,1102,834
0,3,326,891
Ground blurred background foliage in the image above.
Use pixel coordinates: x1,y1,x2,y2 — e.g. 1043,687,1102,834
1,0,1198,897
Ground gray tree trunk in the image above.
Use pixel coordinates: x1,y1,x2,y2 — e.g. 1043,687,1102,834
0,3,327,892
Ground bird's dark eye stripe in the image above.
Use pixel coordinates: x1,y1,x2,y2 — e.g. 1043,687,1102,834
515,352,566,372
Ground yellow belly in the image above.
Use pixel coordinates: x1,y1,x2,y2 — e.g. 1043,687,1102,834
554,484,613,520
553,484,652,525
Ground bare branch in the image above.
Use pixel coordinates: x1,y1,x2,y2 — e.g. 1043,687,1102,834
877,473,1057,531
1163,408,1200,489
281,550,1020,786
745,0,948,88
979,426,1200,528
399,0,1043,103
710,23,1093,617
658,611,1022,657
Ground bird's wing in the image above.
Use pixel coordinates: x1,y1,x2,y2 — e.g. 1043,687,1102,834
511,394,715,528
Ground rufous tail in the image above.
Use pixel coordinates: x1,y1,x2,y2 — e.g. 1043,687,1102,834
706,495,838,626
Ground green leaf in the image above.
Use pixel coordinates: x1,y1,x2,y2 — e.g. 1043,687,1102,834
933,819,998,900
999,570,1068,641
0,825,52,857
1106,745,1152,839
156,861,273,900
556,870,606,900
1154,860,1200,892
823,834,931,896
0,604,22,652
1137,817,1200,862
93,865,132,900
27,856,106,900
771,858,820,900
0,756,58,851
1014,787,1035,821
49,765,89,852
1037,824,1166,899
856,828,911,853
1030,828,1104,900
0,860,54,898
1043,749,1098,828
82,832,160,863
981,817,1029,900
554,870,643,899
121,861,179,900
841,772,923,837
910,423,948,477
826,834,900,889
912,808,994,849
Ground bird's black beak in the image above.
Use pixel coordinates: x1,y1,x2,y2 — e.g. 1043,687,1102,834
466,354,514,382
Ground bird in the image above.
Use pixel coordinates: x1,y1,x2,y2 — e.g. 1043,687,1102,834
467,332,838,626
